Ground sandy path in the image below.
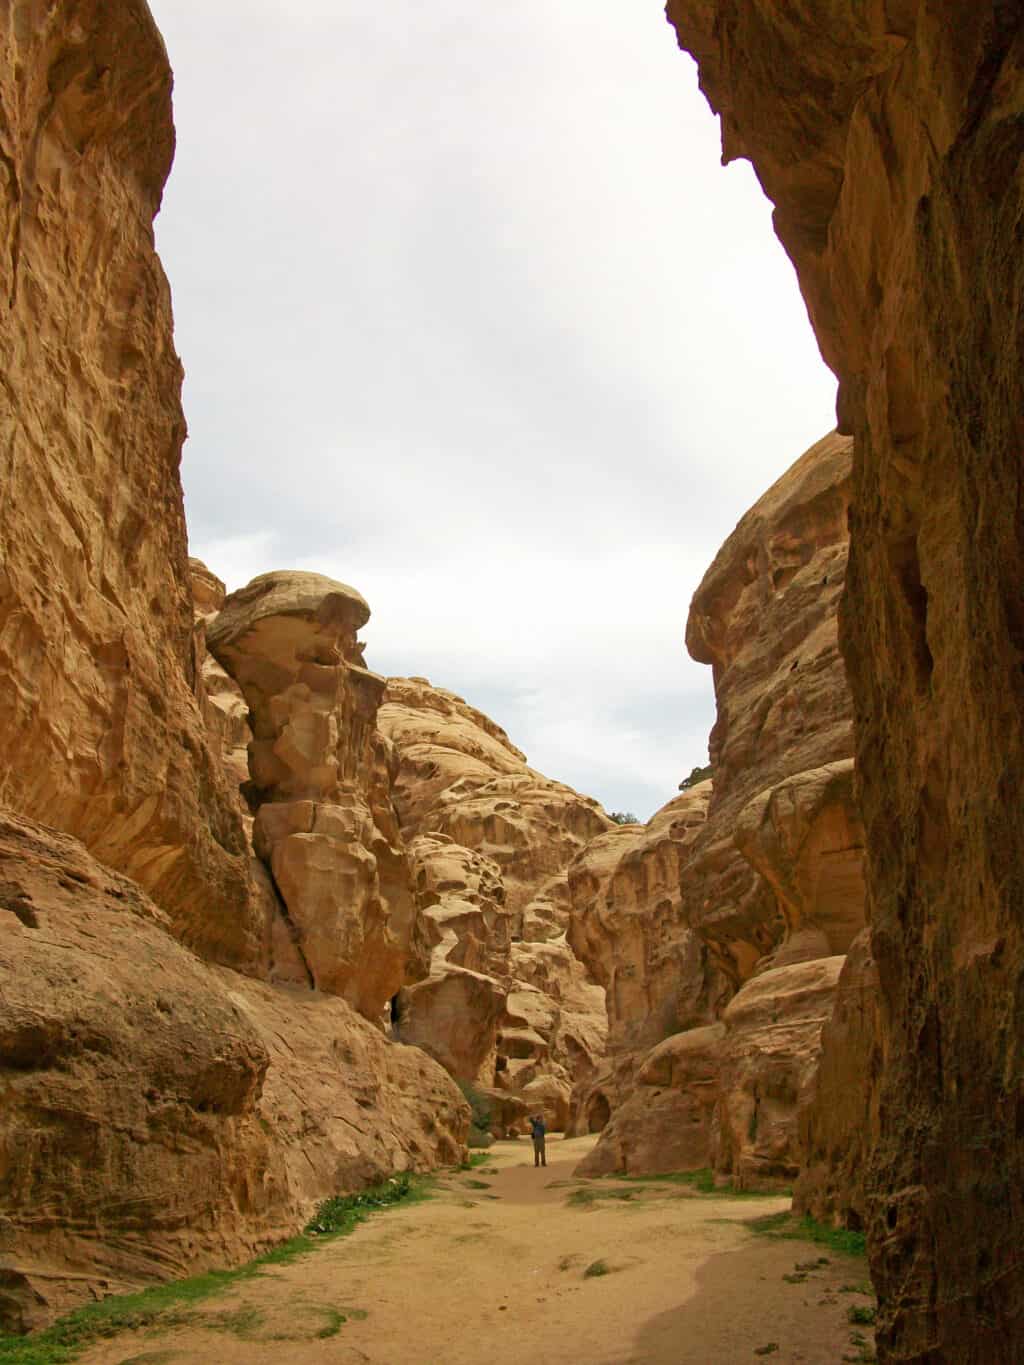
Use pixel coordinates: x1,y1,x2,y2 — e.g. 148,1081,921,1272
77,1136,873,1365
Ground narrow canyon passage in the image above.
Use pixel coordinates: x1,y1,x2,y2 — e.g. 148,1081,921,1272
76,1138,869,1365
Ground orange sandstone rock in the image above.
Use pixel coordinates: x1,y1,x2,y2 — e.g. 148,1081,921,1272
0,3,260,969
0,810,467,1333
207,572,413,1018
379,677,609,1128
669,6,1024,1355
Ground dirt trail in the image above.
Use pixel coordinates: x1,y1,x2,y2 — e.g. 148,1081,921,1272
77,1136,872,1365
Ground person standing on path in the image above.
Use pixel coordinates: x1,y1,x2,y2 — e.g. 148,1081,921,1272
530,1114,547,1168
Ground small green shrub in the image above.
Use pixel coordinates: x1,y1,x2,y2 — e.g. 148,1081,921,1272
848,1305,877,1326
748,1211,867,1258
0,1173,423,1364
608,811,639,825
459,1152,491,1170
583,1259,610,1278
679,764,712,791
305,1171,416,1236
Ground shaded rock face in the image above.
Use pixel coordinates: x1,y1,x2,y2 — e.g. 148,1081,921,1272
668,6,1024,1356
794,929,880,1228
715,956,845,1189
565,785,726,1146
208,572,414,1018
379,678,609,1129
0,811,468,1333
0,3,259,969
575,1024,725,1178
189,559,253,801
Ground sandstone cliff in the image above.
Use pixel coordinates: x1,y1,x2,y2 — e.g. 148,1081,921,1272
0,811,467,1333
0,2,260,968
573,432,865,1185
0,7,469,1331
378,677,610,1129
668,6,1024,1357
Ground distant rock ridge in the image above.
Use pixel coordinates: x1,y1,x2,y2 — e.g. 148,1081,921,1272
378,676,611,1131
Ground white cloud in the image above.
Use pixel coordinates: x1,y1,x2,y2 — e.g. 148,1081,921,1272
152,0,837,819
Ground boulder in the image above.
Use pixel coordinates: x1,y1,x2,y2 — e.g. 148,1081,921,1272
0,810,467,1332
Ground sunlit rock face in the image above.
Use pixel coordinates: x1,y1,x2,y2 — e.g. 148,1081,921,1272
0,810,468,1334
378,677,610,1129
668,5,1024,1357
207,571,414,1018
576,432,865,1181
683,431,861,986
0,0,260,969
565,785,727,1152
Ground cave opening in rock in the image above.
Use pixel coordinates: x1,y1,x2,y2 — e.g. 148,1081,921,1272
588,1093,611,1133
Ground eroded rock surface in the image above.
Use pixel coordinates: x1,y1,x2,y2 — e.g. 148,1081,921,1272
576,433,865,1181
0,3,259,968
0,811,467,1333
208,572,414,1018
684,431,860,984
379,677,610,1127
668,6,1024,1356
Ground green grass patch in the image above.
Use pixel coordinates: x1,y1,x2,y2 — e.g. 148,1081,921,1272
566,1186,639,1207
848,1305,877,1326
459,1152,491,1170
0,1173,427,1364
583,1259,610,1279
618,1168,785,1198
747,1211,867,1258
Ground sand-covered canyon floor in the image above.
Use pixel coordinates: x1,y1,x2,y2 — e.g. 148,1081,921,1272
76,1137,872,1365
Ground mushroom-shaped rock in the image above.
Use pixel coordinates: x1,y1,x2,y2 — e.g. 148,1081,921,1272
207,571,410,1020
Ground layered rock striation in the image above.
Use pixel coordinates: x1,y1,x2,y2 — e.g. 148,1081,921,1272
0,8,468,1331
207,572,415,1018
0,811,466,1334
574,432,866,1185
668,5,1024,1357
378,677,610,1129
0,2,260,968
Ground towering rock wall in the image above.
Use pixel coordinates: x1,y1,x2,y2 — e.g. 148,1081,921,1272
0,7,469,1331
0,1,259,968
667,5,1024,1358
683,431,860,981
378,677,610,1129
573,431,865,1184
0,811,466,1334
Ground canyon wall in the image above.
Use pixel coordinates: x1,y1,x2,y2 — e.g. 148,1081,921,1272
0,5,469,1331
0,1,260,968
572,431,866,1184
378,677,610,1129
0,811,465,1334
667,4,1024,1358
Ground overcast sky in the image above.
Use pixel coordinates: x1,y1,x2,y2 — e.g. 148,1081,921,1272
148,0,837,821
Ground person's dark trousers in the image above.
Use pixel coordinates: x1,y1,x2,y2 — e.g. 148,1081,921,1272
533,1138,546,1167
